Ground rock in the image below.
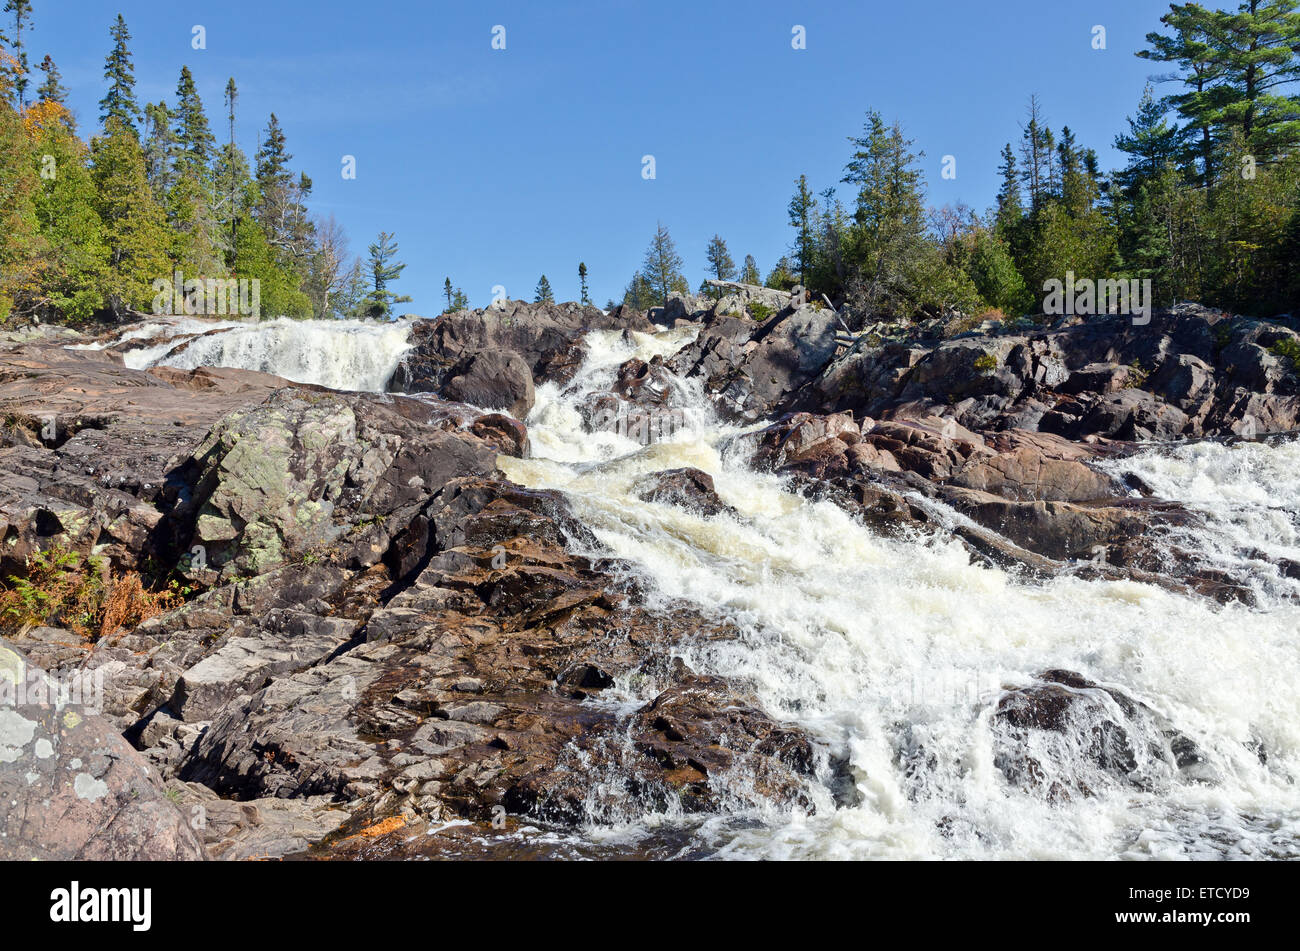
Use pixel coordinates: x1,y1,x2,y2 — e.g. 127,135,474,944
0,644,206,860
179,388,500,582
991,669,1209,800
164,781,347,860
389,300,653,393
441,349,535,418
668,305,839,420
634,468,739,518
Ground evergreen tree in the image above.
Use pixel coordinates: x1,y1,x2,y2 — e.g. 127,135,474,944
1019,96,1054,211
640,222,687,306
1141,0,1300,172
1113,84,1181,198
533,274,554,303
443,276,453,311
362,231,410,317
578,261,590,305
90,118,170,315
173,66,216,182
212,79,254,266
99,14,141,134
994,143,1023,236
142,102,177,199
704,234,736,298
739,254,760,285
788,174,817,285
840,110,931,315
4,0,31,108
35,55,65,105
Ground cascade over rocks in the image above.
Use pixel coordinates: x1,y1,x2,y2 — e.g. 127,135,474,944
0,299,1286,858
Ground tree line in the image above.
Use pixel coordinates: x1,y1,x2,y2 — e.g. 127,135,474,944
0,7,416,324
618,1,1300,323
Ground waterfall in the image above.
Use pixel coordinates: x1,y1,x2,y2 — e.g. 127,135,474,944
498,327,1300,860
93,316,415,393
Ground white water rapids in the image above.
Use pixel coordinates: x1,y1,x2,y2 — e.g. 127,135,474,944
88,318,1300,859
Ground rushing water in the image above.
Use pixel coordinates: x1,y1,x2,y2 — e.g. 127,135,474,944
84,318,1300,859
81,316,414,392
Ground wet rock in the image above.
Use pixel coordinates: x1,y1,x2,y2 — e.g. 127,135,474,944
441,348,535,418
389,300,653,393
991,669,1209,800
634,467,738,518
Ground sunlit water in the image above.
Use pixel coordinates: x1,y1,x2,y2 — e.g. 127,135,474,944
500,327,1300,860
80,318,1300,859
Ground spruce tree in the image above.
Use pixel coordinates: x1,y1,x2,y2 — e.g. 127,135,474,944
994,143,1023,236
4,0,31,108
99,14,141,134
533,274,554,303
788,174,817,286
578,261,590,305
705,234,736,298
36,55,65,105
443,276,453,311
90,118,170,315
739,254,760,285
640,222,687,306
173,66,216,181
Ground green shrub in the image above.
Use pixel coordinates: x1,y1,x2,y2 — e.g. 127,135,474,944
1271,338,1300,373
973,352,998,373
748,302,773,322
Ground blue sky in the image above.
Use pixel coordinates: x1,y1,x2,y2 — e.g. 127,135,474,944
44,0,1176,314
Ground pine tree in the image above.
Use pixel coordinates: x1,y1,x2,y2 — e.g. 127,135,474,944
704,234,736,298
443,277,453,311
4,0,31,109
739,254,760,285
1141,0,1300,173
99,14,141,134
35,55,65,105
533,274,554,303
362,231,410,317
841,110,931,314
640,222,687,306
578,261,590,305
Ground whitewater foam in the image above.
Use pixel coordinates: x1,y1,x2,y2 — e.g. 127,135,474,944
501,327,1300,860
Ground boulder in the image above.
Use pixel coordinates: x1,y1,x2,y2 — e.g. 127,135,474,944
441,348,535,418
0,644,206,860
634,468,739,518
